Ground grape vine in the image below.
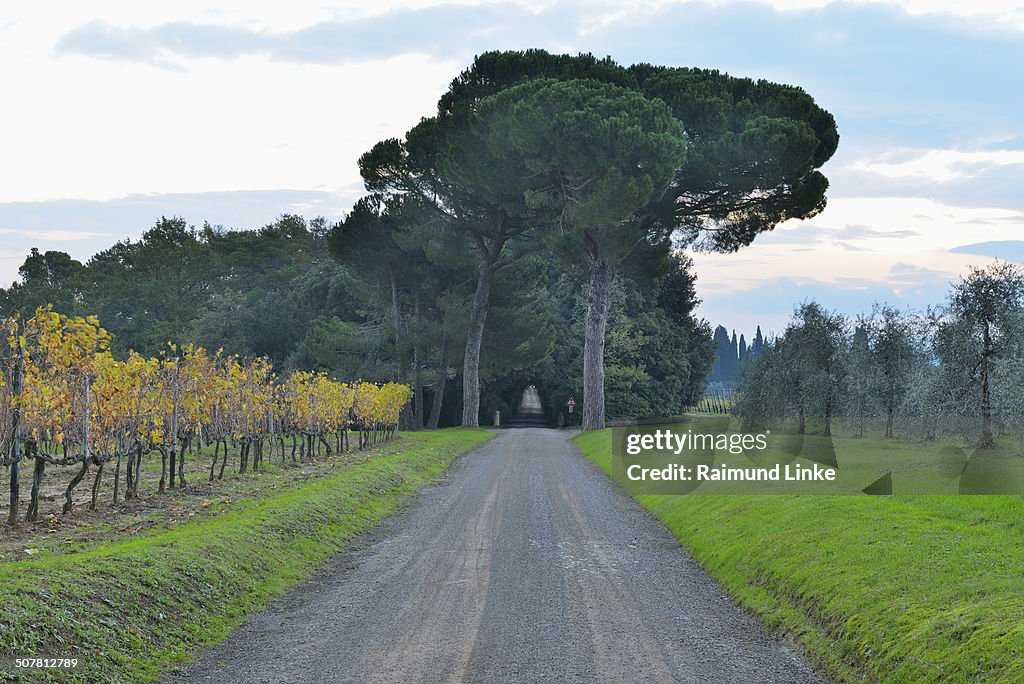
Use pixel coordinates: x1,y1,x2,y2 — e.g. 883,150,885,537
1,307,413,524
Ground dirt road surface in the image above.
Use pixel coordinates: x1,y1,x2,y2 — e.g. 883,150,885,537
169,428,822,684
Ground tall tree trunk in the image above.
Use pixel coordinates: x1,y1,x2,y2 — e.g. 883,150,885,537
980,363,993,447
413,295,424,430
823,392,832,437
462,261,495,427
428,339,449,430
980,323,993,447
389,267,415,432
582,257,613,432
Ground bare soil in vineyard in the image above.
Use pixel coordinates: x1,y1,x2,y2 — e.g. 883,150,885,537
0,437,393,560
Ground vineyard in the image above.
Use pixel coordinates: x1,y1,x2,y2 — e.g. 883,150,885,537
0,307,412,526
688,387,734,415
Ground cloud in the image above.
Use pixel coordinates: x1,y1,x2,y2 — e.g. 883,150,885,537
950,240,1024,263
0,227,113,241
852,148,1024,183
832,225,920,240
888,262,955,284
726,0,1024,32
0,189,355,233
801,197,1024,253
751,213,930,252
54,5,578,67
835,146,1024,211
52,2,1024,154
697,263,956,334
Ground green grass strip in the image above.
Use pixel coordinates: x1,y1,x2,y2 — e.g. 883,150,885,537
575,429,1024,683
0,429,493,683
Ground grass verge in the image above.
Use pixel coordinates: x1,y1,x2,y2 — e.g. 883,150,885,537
575,427,1024,683
0,428,493,683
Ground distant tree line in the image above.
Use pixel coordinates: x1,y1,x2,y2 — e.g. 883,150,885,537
709,324,765,384
734,261,1024,448
1,216,342,368
0,215,714,429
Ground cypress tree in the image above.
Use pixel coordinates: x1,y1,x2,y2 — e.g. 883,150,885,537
711,325,731,382
729,331,739,380
751,326,765,357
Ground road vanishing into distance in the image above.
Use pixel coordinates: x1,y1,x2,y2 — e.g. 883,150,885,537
170,428,822,684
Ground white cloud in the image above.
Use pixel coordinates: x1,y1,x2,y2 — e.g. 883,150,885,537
891,0,1024,30
0,53,459,203
684,0,1024,30
690,196,1024,295
0,227,113,241
853,148,1024,183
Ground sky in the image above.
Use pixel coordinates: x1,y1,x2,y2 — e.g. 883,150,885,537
1,0,1023,337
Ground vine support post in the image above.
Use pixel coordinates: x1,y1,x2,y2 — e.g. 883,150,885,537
7,354,24,526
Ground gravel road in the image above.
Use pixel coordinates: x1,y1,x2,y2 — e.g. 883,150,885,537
169,428,823,684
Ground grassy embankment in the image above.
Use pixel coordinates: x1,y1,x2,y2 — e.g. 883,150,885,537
576,422,1024,683
0,429,492,684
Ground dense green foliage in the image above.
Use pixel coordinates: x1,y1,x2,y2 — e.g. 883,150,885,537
510,253,714,424
441,49,839,251
1,216,348,368
1,216,712,428
359,48,837,427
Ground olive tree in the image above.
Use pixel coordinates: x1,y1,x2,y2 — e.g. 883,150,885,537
934,261,1024,447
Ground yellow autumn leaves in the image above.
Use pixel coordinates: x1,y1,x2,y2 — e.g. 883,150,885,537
1,307,412,461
